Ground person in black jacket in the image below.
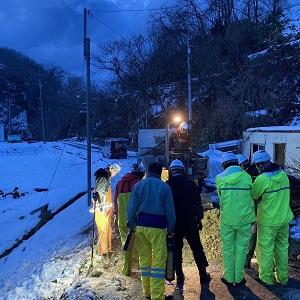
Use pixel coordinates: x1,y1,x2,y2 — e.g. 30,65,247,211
166,159,210,293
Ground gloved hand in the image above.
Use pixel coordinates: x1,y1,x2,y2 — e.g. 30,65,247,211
129,227,136,233
105,207,112,216
126,222,136,233
93,192,100,202
113,214,118,228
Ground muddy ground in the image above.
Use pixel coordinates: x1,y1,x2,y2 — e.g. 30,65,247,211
60,209,300,300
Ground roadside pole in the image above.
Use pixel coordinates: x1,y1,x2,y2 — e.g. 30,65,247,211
84,8,92,207
8,96,12,136
187,43,192,126
39,78,46,144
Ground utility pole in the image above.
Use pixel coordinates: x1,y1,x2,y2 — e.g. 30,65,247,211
39,78,46,143
187,43,192,125
84,8,92,207
8,96,12,136
84,8,87,59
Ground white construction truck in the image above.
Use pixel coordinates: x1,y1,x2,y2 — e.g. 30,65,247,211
138,128,207,179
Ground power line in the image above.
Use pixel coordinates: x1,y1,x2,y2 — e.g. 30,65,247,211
89,14,125,39
89,6,178,13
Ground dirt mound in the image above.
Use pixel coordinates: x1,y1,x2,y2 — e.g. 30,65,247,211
201,209,222,263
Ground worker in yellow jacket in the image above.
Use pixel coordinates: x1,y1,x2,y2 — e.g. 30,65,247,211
93,163,121,256
114,163,145,275
252,150,293,285
216,153,255,286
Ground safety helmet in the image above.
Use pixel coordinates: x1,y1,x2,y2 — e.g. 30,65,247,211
108,162,121,173
169,159,185,170
221,152,238,165
236,154,248,165
179,122,189,131
252,150,271,164
131,163,145,173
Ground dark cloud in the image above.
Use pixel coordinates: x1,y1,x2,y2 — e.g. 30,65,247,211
0,0,166,78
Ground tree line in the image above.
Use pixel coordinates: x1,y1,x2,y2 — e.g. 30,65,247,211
0,0,299,145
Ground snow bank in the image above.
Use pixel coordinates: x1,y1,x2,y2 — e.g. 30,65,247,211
0,141,137,299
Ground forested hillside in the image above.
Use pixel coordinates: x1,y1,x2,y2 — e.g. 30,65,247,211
95,0,300,145
1,0,299,144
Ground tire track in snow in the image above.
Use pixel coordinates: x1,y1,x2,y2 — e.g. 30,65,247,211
0,191,87,260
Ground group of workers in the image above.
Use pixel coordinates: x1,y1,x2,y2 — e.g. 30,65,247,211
91,149,293,300
217,150,293,287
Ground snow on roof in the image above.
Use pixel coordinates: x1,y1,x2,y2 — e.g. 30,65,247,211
209,139,241,149
246,126,300,133
105,138,128,142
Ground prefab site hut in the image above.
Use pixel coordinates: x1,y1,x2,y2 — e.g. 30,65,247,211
242,126,300,176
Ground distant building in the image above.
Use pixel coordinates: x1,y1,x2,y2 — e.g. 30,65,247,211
243,126,300,175
0,123,4,142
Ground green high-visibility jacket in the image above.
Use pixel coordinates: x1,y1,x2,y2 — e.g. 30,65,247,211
252,168,294,226
216,166,255,225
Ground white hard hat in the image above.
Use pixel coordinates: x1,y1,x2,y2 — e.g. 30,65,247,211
179,122,189,130
109,162,121,173
221,152,238,164
236,154,248,165
169,159,185,170
252,150,271,164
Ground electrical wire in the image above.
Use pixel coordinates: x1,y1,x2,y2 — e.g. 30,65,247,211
89,14,126,39
89,6,178,13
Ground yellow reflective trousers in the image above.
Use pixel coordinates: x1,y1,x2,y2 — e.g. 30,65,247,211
118,193,136,275
257,223,289,285
220,223,252,283
95,188,112,255
135,226,167,300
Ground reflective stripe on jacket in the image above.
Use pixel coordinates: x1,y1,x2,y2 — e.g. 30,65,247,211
216,166,255,225
252,168,293,225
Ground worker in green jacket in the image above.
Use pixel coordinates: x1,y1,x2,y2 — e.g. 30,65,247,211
252,150,294,285
216,153,255,286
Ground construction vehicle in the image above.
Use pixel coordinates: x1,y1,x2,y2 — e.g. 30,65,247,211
138,127,207,180
102,138,128,159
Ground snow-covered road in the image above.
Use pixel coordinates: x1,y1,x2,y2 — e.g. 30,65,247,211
0,141,137,299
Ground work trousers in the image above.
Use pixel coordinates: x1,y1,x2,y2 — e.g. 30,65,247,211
118,197,136,275
220,223,252,283
256,223,289,285
95,211,112,255
245,223,257,266
135,226,167,300
174,225,208,284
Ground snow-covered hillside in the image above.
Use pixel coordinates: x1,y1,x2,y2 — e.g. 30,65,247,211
0,141,137,300
285,0,300,36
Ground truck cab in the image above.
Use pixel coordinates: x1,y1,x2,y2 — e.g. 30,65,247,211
102,138,128,159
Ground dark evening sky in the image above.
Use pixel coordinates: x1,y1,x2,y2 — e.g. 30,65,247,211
0,0,168,80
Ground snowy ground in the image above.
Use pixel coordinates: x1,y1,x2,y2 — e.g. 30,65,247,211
0,141,137,300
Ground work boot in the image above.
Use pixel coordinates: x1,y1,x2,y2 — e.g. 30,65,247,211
165,295,174,300
221,277,234,287
175,282,184,294
235,278,246,287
